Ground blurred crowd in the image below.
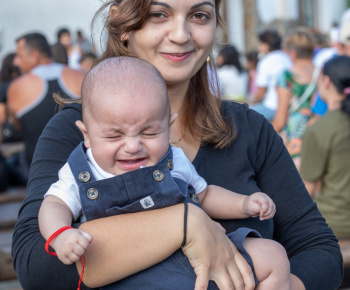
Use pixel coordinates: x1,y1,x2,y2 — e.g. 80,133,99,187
1,8,350,243
215,8,350,241
0,27,97,190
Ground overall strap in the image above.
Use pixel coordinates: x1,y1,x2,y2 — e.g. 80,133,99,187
67,142,97,184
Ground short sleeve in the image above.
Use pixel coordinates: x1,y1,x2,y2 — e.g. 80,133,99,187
172,147,207,194
45,162,82,220
255,58,269,87
276,71,288,88
299,126,327,181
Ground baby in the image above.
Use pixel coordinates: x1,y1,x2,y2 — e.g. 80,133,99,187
39,56,290,289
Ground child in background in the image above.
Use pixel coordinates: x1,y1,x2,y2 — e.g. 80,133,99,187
39,56,290,289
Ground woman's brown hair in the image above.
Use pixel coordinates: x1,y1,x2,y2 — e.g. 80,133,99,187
60,0,237,148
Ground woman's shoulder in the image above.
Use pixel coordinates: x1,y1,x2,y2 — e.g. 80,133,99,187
44,103,82,134
221,100,266,125
53,103,82,120
221,100,273,146
308,110,349,135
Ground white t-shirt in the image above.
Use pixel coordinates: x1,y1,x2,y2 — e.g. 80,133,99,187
313,47,338,68
217,65,248,101
45,147,207,221
256,50,292,110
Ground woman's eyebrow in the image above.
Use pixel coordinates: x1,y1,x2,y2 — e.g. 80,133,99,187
191,1,215,9
151,1,171,9
150,1,215,10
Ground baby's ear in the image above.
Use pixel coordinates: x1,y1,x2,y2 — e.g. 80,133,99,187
75,120,91,148
169,113,178,127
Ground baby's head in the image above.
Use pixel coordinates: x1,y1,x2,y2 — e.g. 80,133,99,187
76,56,175,176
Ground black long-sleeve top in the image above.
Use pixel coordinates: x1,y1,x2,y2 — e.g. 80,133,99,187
12,102,343,289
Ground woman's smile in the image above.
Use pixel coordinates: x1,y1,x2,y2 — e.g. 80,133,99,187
161,51,193,62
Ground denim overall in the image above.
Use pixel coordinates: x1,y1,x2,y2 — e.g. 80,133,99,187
68,143,259,289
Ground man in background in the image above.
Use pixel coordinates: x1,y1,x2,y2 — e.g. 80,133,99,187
7,32,84,178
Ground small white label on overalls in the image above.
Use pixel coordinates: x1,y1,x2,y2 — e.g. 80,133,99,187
140,196,155,209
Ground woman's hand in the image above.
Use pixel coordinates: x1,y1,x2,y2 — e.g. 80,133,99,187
182,204,255,290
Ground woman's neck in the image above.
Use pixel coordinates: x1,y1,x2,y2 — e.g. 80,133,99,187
326,94,344,111
167,81,189,115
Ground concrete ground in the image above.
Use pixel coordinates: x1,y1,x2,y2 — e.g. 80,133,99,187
0,279,21,290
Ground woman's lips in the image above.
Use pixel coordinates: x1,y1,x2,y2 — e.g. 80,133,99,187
117,158,148,171
161,52,192,62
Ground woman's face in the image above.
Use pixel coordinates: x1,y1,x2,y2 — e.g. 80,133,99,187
125,0,217,86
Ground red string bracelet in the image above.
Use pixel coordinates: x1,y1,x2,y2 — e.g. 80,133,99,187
45,226,86,290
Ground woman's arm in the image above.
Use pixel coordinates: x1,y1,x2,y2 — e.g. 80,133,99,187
79,203,255,290
12,104,255,289
249,109,343,290
271,87,290,133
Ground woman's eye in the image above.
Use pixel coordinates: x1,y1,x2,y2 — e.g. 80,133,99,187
191,13,209,20
149,12,165,19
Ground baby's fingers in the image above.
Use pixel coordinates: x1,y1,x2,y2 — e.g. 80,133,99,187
260,199,276,220
66,251,82,264
78,230,92,250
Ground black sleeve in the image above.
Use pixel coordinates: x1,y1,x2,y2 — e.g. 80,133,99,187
11,104,93,289
0,82,10,103
247,108,343,290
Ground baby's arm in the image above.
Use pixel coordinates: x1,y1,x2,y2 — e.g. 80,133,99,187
197,185,275,220
38,195,92,265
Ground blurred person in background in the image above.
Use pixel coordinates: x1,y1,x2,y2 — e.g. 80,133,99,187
57,27,83,70
272,27,316,169
300,55,350,240
312,16,350,119
51,42,68,65
77,30,96,54
245,50,259,102
250,29,292,120
215,44,248,101
0,53,21,125
79,52,97,73
339,21,350,57
0,53,24,188
7,32,84,178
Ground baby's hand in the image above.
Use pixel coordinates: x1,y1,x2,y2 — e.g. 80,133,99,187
52,229,92,265
242,192,276,220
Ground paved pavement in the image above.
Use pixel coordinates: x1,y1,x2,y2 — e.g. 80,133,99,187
0,279,21,290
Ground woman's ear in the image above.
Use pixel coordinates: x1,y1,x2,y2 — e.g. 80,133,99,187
75,120,91,148
121,33,129,42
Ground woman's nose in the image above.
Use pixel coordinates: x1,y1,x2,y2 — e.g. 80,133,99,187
168,16,190,44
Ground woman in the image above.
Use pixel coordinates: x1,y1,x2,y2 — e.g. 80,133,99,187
300,55,350,240
272,27,316,168
216,44,248,101
12,1,343,289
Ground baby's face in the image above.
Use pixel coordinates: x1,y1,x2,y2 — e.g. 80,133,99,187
82,91,170,176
